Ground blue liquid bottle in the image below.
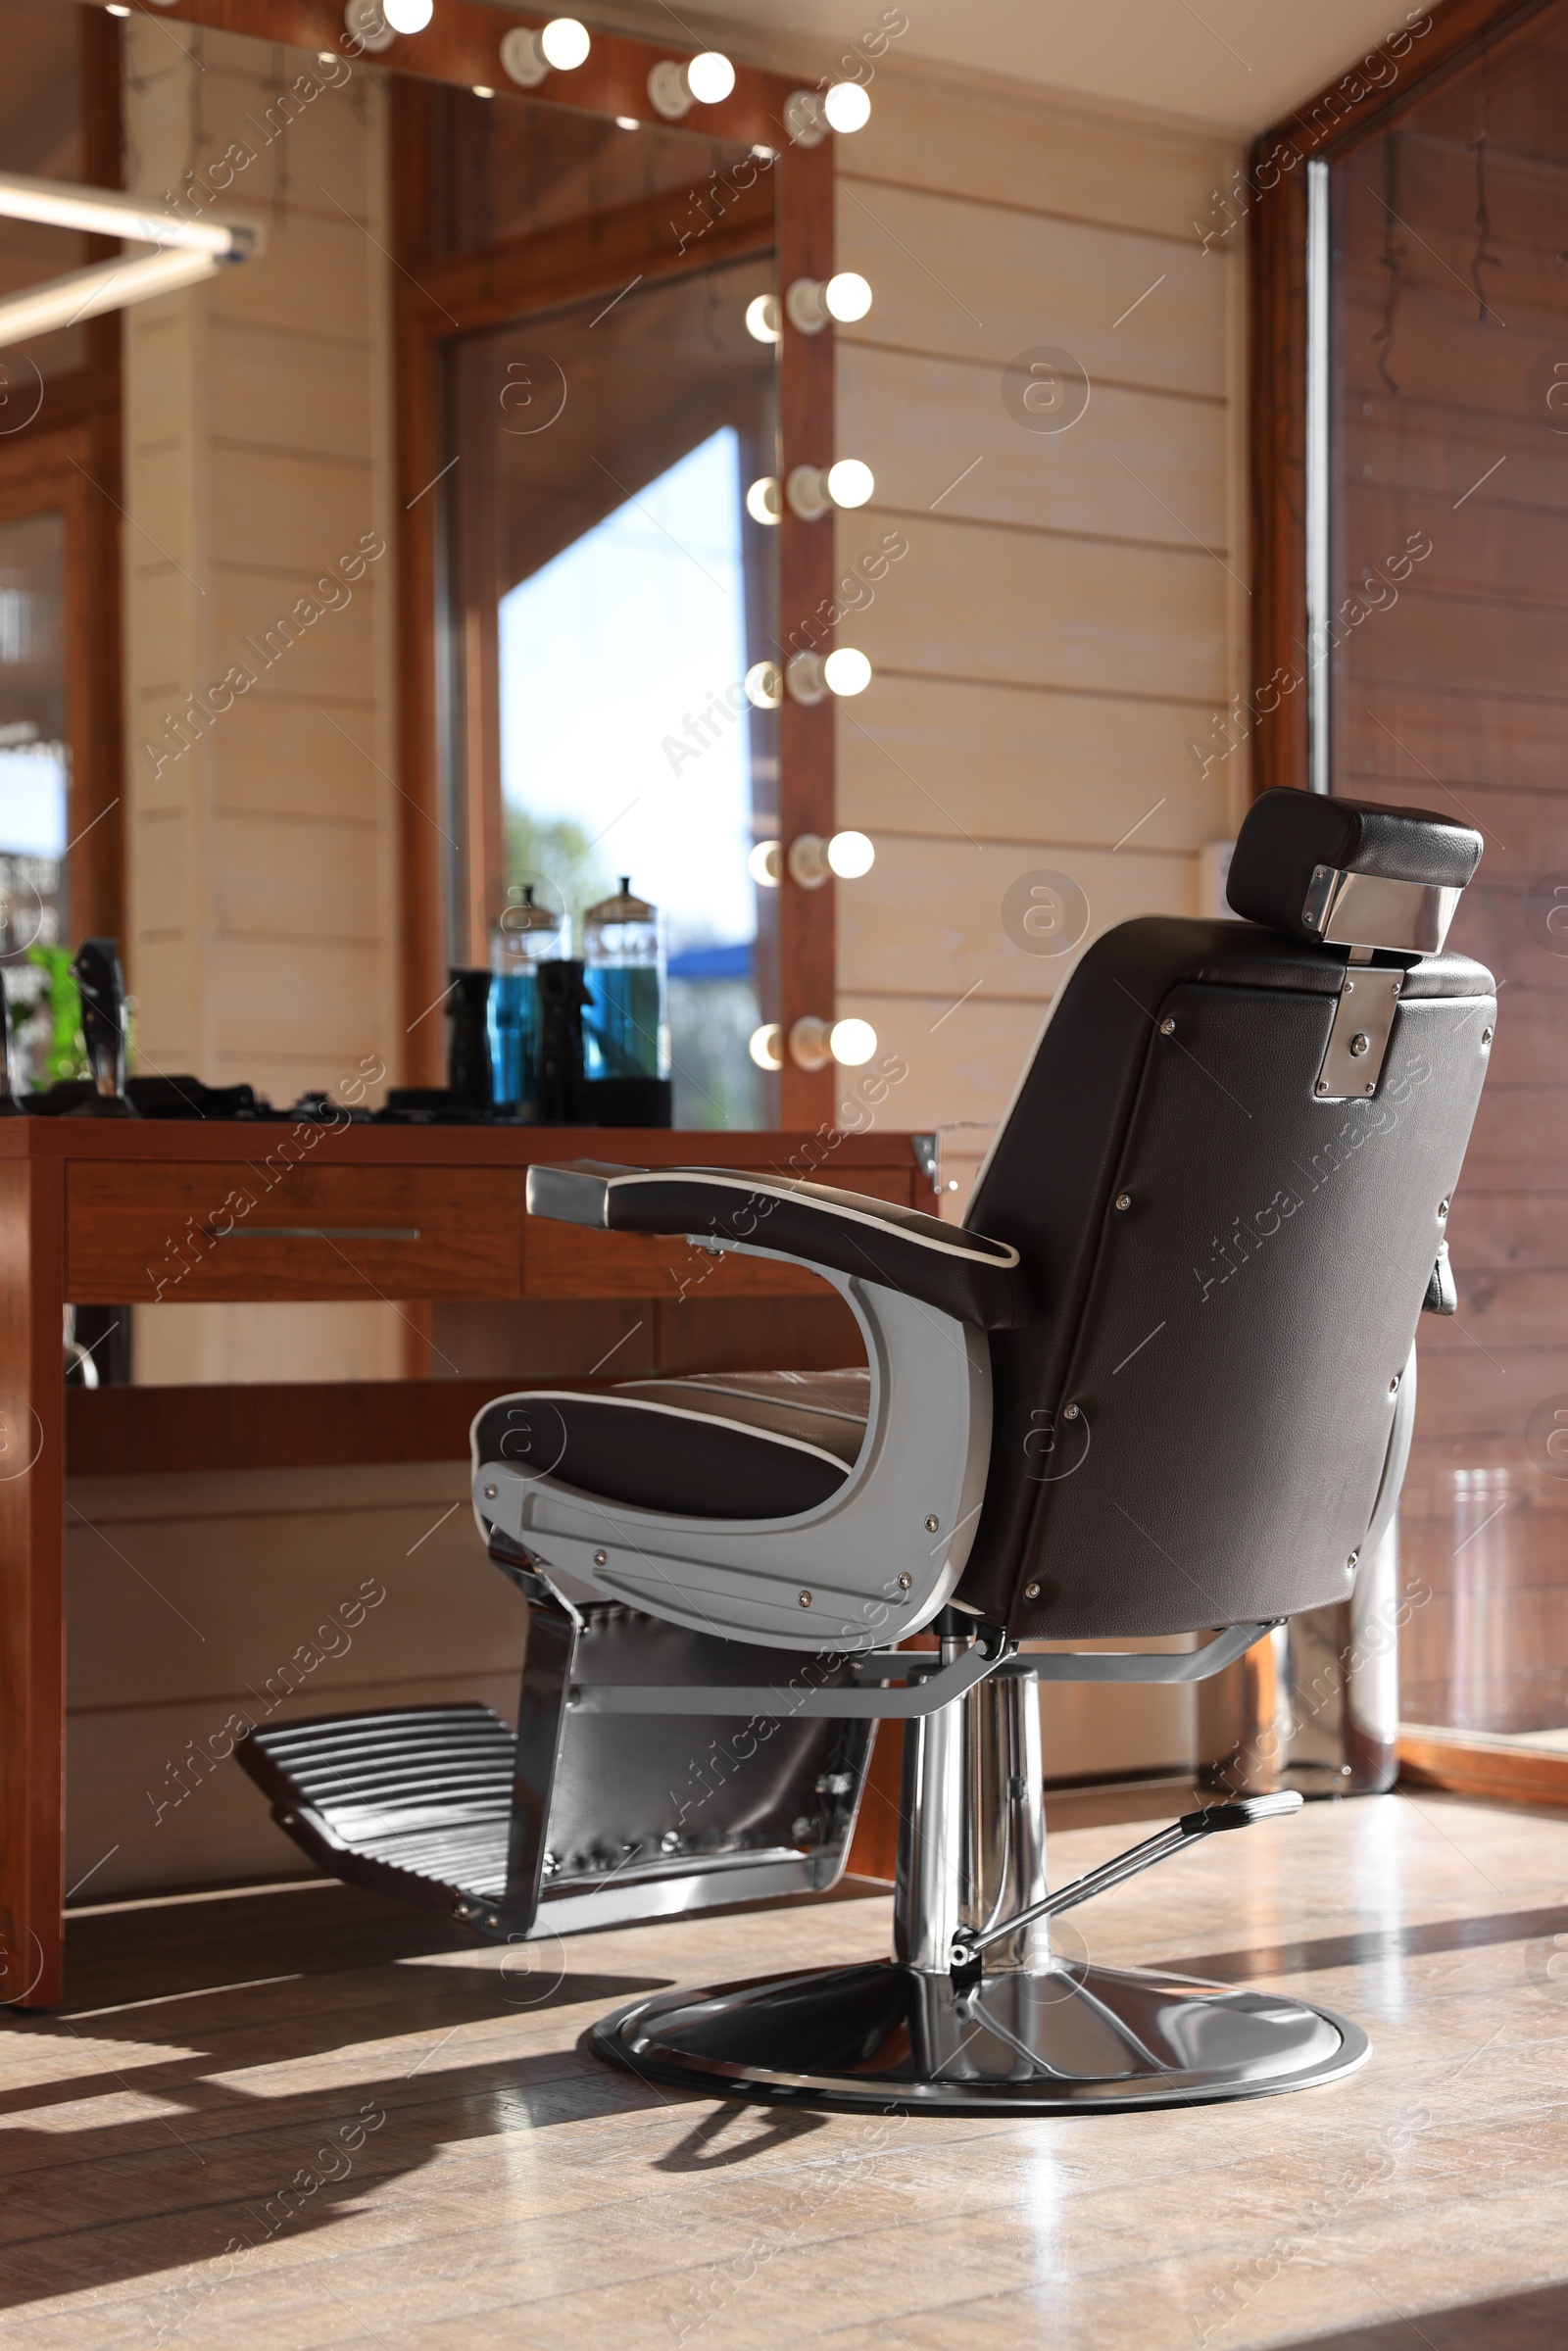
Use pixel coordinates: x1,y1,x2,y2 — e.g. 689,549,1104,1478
582,877,668,1082
489,885,566,1115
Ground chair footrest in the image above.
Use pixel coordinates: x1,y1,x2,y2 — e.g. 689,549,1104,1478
238,1704,516,1908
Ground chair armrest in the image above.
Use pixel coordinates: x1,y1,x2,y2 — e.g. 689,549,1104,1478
525,1158,1027,1330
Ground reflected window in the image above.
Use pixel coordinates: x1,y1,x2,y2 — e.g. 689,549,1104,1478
447,231,779,1130
498,424,759,1126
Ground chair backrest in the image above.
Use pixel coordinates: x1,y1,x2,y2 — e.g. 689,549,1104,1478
957,790,1491,1640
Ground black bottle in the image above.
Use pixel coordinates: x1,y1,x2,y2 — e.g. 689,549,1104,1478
446,968,494,1114
534,959,591,1123
66,939,139,1117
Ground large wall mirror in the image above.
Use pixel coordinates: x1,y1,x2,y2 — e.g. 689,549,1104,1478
390,18,840,1129
0,0,840,1145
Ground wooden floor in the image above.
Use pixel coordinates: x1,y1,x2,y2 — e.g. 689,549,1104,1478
5,1788,1568,2349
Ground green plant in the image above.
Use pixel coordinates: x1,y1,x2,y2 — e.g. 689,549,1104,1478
503,807,614,942
25,945,88,1086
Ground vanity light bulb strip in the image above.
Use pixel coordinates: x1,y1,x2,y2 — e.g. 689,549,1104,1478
648,51,735,119
748,1017,879,1072
501,18,591,85
786,273,873,333
743,653,873,709
750,835,876,890
783,84,873,145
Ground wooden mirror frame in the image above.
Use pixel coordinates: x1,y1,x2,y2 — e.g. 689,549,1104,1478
104,0,841,1126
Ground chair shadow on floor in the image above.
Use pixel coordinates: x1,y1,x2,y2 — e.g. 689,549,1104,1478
0,1877,686,2320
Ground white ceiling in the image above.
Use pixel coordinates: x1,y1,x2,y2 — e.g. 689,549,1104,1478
706,0,1427,134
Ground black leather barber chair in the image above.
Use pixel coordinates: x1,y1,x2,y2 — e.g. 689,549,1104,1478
240,790,1492,2113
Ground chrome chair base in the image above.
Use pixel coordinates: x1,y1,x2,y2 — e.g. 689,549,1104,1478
594,1957,1369,2115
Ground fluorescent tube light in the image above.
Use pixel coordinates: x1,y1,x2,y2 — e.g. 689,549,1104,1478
0,171,262,353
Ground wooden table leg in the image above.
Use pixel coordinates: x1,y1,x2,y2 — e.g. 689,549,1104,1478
0,1157,65,2007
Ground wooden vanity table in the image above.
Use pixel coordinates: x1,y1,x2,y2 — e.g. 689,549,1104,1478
0,1118,927,2005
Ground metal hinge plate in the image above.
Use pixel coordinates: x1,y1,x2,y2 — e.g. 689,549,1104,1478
1314,963,1402,1101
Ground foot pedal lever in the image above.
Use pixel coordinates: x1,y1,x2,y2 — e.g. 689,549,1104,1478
949,1791,1303,1972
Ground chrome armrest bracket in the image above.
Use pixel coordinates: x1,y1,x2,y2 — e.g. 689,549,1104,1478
563,1630,1013,1720
1022,1622,1279,1683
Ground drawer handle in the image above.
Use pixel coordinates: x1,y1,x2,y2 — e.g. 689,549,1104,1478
203,1226,423,1242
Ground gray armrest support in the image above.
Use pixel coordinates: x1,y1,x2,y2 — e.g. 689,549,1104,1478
526,1158,1026,1330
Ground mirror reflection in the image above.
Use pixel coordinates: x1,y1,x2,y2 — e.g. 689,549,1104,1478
446,227,779,1128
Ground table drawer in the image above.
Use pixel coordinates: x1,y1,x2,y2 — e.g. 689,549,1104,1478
68,1162,526,1302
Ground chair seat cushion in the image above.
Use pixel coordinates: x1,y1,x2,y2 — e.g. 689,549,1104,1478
475,1368,869,1519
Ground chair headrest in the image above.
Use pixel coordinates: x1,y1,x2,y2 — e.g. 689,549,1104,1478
1226,788,1482,955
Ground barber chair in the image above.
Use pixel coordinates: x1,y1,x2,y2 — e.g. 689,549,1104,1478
239,790,1492,2113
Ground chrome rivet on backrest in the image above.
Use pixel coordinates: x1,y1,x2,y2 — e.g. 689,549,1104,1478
1439,1198,1450,1219
1024,1582,1041,1600
1482,1027,1494,1046
925,1514,940,1533
1315,1079,1328,1096
1114,1193,1132,1212
1062,1403,1080,1421
798,1591,812,1607
1159,1016,1176,1036
594,1548,608,1566
1389,1374,1400,1394
1347,1551,1359,1571
483,1484,497,1500
1349,1033,1370,1057
898,1572,912,1591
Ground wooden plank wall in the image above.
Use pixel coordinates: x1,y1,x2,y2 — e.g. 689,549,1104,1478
122,20,402,1382
1323,19,1568,1737
829,72,1250,1211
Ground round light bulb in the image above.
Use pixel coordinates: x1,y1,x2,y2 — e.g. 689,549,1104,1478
823,81,871,133
382,0,432,31
826,829,875,880
540,16,590,69
745,293,781,344
749,840,783,887
822,647,872,698
745,660,784,710
615,114,639,129
830,1018,878,1067
749,1022,785,1071
745,476,782,525
825,458,874,510
823,270,873,324
686,50,735,103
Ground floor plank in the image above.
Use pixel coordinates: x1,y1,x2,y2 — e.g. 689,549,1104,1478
4,1792,1567,2349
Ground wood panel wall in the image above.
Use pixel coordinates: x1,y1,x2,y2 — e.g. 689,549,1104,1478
1318,9,1568,1738
828,73,1250,1210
